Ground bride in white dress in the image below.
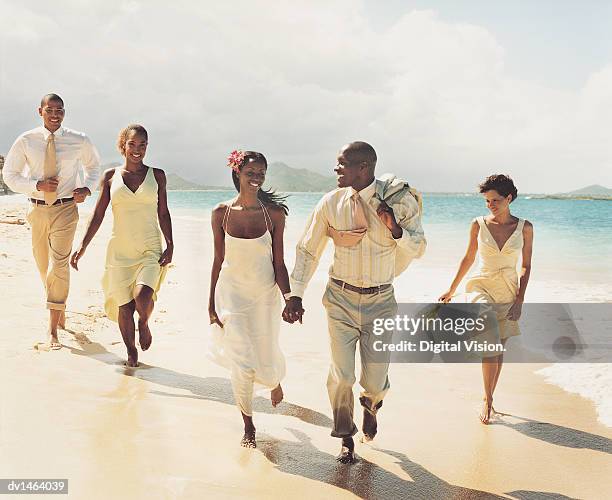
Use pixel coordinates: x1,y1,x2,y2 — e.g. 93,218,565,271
208,150,292,448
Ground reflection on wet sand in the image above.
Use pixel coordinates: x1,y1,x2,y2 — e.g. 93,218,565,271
66,333,333,429
83,376,150,499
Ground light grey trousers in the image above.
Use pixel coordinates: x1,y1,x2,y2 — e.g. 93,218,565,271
322,280,397,438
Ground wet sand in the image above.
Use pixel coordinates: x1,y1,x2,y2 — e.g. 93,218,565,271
1,199,611,499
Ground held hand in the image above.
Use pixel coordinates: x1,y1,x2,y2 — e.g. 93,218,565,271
284,297,305,324
282,304,293,324
72,187,90,203
282,303,299,324
70,246,85,270
438,289,455,303
158,246,173,266
209,308,223,328
376,201,402,237
37,177,59,193
507,299,523,321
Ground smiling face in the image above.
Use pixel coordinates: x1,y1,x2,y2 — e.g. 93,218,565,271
38,98,65,132
238,160,266,193
334,145,364,188
123,130,148,164
483,190,512,216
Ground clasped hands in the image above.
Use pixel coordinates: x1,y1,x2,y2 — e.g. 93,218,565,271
209,296,304,329
282,296,304,324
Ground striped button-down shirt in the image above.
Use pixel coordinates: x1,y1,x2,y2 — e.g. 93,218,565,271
290,179,426,298
3,126,100,199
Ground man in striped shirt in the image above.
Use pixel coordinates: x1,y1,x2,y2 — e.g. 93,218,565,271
286,141,426,463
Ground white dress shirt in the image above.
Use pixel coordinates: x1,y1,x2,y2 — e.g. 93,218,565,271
3,126,100,200
290,179,426,298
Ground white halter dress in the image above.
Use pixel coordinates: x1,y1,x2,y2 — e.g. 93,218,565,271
209,201,285,416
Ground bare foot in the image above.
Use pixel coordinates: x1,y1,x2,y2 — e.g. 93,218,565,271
336,437,356,464
480,399,493,424
138,319,152,351
271,384,284,407
126,345,139,367
362,409,377,442
241,429,256,448
359,396,380,442
47,330,62,350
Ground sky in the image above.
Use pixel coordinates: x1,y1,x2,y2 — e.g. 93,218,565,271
1,0,611,193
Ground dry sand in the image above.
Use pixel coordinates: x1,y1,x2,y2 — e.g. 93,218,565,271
1,199,610,499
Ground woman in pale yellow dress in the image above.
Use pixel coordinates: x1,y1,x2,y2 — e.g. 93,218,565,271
439,174,533,424
71,125,173,367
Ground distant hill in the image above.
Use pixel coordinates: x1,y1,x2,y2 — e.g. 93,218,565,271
166,161,337,193
165,173,229,191
563,184,612,196
264,162,336,192
95,161,337,192
0,154,12,194
541,184,612,200
99,164,229,191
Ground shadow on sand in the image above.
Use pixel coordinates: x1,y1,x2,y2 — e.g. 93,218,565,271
64,330,333,429
504,492,578,500
257,428,542,499
491,413,611,455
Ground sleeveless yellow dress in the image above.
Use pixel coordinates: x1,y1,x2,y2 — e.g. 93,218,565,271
102,167,167,322
465,216,525,340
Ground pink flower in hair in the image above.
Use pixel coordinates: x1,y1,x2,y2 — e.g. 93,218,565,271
227,150,245,173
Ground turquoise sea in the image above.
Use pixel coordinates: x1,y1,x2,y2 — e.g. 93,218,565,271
163,191,612,285
5,190,611,286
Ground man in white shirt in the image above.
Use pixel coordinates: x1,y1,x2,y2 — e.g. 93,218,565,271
286,141,426,463
3,93,100,348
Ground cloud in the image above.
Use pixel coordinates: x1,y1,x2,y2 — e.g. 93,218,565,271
0,1,610,193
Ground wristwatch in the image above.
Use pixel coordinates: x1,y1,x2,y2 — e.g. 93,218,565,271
283,292,293,301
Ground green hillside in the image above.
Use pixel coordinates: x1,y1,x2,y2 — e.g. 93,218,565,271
263,162,336,192
564,184,612,196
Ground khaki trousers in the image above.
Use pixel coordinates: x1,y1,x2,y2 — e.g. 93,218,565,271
322,279,397,438
26,201,79,311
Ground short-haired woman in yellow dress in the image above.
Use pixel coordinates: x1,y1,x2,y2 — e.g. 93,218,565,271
71,124,173,367
439,174,533,424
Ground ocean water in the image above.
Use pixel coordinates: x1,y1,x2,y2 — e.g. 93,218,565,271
5,190,611,284
166,191,612,285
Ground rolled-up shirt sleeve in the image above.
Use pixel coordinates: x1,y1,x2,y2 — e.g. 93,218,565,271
393,192,426,259
289,198,330,298
3,137,38,194
80,135,101,193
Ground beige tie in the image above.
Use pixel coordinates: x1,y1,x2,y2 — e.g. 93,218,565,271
351,191,368,230
44,133,58,205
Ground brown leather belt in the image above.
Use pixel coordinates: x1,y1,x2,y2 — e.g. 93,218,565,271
331,278,391,295
30,197,74,206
